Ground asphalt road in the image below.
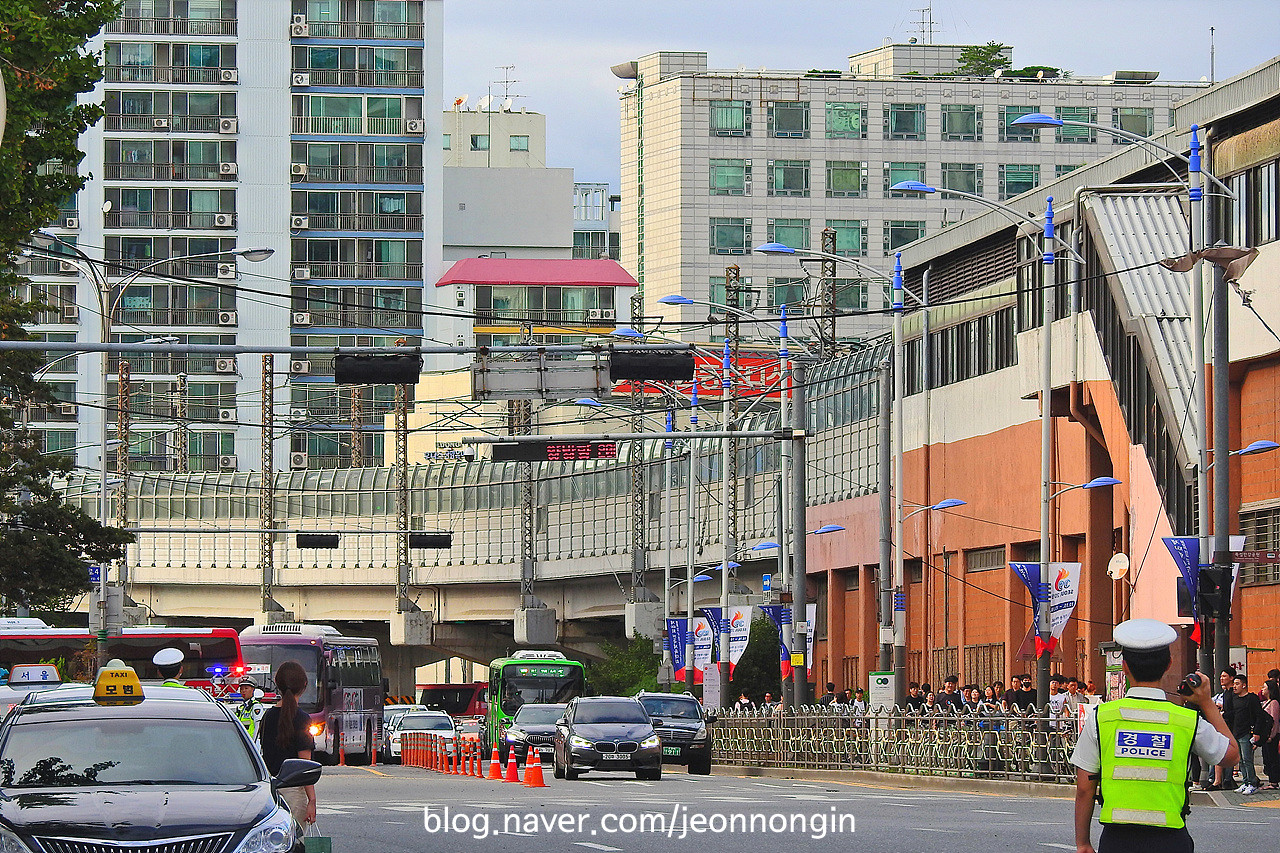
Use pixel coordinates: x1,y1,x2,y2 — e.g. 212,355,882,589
311,763,1279,852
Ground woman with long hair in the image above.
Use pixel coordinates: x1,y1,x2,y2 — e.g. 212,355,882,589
1261,680,1280,789
259,661,317,834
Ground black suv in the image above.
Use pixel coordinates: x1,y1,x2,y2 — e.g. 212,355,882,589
636,691,714,774
553,696,662,780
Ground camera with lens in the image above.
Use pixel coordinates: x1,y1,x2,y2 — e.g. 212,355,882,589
1176,672,1203,696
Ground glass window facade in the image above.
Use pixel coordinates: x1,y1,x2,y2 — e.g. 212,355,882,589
709,100,750,136
885,103,925,140
709,159,749,195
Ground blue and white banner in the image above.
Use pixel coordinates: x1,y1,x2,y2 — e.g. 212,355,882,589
759,604,792,678
1010,561,1045,603
700,606,722,659
806,603,817,675
1163,536,1201,619
667,618,689,681
727,606,753,676
692,615,714,675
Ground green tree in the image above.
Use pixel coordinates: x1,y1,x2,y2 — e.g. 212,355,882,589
585,633,662,696
1,2,131,613
953,41,1012,77
728,615,783,703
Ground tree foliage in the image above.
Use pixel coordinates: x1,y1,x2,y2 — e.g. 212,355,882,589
953,41,1012,77
728,615,782,702
585,632,661,696
1,2,131,613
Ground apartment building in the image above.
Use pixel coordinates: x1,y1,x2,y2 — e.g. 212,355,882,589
23,0,445,473
615,44,1206,345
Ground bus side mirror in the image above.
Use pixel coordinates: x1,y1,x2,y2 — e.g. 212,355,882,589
382,677,390,694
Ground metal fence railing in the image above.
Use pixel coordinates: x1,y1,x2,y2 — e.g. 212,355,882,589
712,705,1080,784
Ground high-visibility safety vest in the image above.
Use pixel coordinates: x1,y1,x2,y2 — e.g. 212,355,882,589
161,679,187,688
1096,697,1197,829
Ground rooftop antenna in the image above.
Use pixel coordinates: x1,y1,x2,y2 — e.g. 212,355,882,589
911,3,937,44
492,65,524,111
1209,26,1216,85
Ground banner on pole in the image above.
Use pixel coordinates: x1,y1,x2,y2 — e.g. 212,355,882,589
727,607,752,676
667,618,689,681
806,603,817,675
759,604,792,678
1047,562,1082,653
692,616,714,678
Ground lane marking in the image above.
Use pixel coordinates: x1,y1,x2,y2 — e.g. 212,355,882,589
914,827,956,833
1040,844,1076,850
356,766,390,777
574,844,622,851
973,809,1018,815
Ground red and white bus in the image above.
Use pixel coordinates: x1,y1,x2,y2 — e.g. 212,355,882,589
0,618,246,698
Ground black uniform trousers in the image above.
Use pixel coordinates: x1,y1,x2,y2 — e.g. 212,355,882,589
1098,823,1193,853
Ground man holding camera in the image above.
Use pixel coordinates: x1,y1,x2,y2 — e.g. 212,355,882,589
1071,619,1238,853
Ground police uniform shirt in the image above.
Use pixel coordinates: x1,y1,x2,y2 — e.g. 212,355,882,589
1070,687,1230,773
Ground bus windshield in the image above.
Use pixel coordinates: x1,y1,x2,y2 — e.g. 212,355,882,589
240,644,321,710
498,663,582,712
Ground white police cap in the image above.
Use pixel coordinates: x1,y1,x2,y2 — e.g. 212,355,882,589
1113,618,1178,651
152,647,185,667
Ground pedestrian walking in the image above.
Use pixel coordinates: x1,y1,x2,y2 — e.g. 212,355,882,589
1071,619,1237,853
1229,674,1266,794
1260,680,1280,788
260,661,318,836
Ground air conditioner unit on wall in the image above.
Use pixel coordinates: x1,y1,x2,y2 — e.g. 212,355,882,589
153,117,170,129
218,118,238,134
219,408,236,422
217,263,237,279
292,72,311,87
59,260,78,273
293,311,312,326
290,23,309,36
291,163,308,176
214,213,234,228
219,454,238,469
63,217,79,229
217,310,237,326
61,305,79,321
289,360,311,374
220,69,239,83
288,408,308,421
292,267,311,280
219,161,237,175
291,14,307,25
290,215,309,230
215,358,238,374
290,451,309,469
404,119,425,134
58,403,78,416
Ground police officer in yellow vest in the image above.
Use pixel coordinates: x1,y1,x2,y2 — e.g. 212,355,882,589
152,647,188,688
1071,619,1239,853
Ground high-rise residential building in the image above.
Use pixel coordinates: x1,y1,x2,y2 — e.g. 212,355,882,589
615,45,1205,346
23,0,445,473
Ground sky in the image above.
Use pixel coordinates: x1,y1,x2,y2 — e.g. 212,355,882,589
442,0,1280,191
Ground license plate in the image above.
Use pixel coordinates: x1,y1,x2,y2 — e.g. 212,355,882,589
536,747,553,754
662,746,682,756
600,753,628,760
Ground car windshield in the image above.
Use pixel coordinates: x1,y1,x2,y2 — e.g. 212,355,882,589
638,697,702,719
575,702,648,724
397,715,453,732
0,717,259,788
513,706,563,725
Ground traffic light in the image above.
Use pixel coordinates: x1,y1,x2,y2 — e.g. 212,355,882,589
408,532,452,549
334,353,422,385
609,350,695,381
296,533,340,549
1197,565,1225,618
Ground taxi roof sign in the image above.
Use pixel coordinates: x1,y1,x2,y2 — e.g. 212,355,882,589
93,659,145,706
9,664,61,684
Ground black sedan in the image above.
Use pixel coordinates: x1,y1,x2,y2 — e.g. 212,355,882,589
501,703,565,763
635,691,715,774
0,681,319,852
553,696,662,781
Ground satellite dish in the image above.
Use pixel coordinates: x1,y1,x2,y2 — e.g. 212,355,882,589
476,94,493,111
1106,553,1130,580
501,98,513,112
453,94,469,110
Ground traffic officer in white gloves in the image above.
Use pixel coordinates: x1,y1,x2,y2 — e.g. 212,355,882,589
1071,619,1238,853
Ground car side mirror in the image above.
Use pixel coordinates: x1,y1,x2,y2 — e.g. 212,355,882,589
649,717,664,727
274,758,322,790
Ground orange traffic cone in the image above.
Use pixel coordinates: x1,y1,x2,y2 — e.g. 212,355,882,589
371,736,378,767
487,744,503,780
474,744,484,778
503,751,520,782
338,740,347,767
522,755,548,788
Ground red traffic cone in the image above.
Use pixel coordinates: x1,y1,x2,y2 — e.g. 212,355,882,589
503,750,520,782
487,744,503,780
522,755,548,788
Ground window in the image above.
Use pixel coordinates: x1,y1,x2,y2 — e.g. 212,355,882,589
885,103,925,140
709,100,750,137
709,159,749,195
941,104,981,141
1001,106,1039,142
826,102,866,139
767,218,809,250
768,159,809,197
941,162,982,195
824,220,866,257
768,101,809,138
1000,164,1040,199
1114,107,1154,142
442,133,450,150
831,278,867,311
509,135,529,152
1055,163,1082,178
826,160,865,197
470,134,489,151
884,220,926,252
886,162,926,196
768,277,807,309
1240,507,1280,585
1055,106,1096,143
709,217,750,255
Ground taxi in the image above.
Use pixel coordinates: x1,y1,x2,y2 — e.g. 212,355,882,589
0,659,320,852
0,664,71,718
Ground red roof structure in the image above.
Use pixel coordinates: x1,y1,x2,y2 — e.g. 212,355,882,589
434,258,639,288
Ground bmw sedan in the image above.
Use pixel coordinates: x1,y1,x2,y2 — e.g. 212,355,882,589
501,703,565,764
0,675,320,853
553,696,662,781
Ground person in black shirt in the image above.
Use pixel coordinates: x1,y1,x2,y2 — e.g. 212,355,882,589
260,661,317,834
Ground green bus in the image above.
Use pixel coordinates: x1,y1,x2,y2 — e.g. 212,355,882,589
485,650,586,746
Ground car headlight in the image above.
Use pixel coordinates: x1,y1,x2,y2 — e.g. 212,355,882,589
692,724,708,741
506,728,527,742
0,825,34,853
233,807,294,853
640,735,661,749
569,735,593,749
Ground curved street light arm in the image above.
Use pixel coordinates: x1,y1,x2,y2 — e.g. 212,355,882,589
1067,120,1234,199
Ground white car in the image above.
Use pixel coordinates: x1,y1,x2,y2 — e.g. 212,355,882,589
388,711,455,763
381,704,427,759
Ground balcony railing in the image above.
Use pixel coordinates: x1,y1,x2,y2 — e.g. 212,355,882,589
298,213,421,232
105,17,237,35
298,261,422,280
22,259,80,276
114,308,228,326
304,21,424,39
293,165,423,184
473,308,614,326
118,354,226,375
299,310,420,329
105,65,237,84
104,163,229,181
105,212,235,230
289,402,396,421
105,114,230,133
291,116,415,136
300,69,424,88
